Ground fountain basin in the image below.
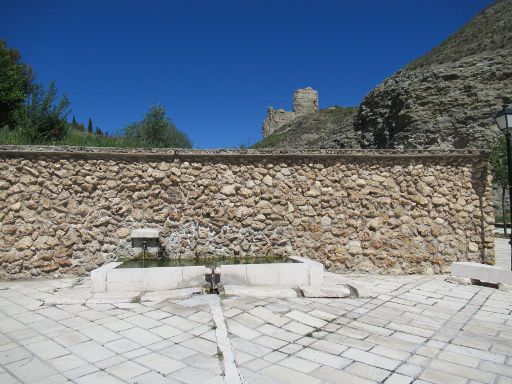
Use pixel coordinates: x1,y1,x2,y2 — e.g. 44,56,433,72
91,262,206,293
90,256,323,293
219,256,323,287
117,255,296,269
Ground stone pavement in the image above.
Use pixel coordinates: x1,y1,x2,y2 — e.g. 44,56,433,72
0,273,511,384
0,279,223,384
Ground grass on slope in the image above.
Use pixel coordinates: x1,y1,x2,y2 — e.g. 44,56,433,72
0,128,144,148
407,0,512,70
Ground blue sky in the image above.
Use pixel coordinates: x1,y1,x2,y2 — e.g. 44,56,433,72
1,0,493,148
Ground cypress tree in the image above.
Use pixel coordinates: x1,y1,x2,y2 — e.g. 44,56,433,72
87,118,93,133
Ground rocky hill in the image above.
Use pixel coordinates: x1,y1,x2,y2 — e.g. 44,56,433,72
357,49,512,149
255,0,512,149
254,106,357,149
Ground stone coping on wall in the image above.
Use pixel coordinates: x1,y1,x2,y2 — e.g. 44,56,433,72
0,145,490,160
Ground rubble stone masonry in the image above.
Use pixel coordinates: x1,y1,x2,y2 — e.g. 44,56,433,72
0,146,494,279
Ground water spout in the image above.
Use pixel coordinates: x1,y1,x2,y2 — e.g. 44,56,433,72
142,240,148,267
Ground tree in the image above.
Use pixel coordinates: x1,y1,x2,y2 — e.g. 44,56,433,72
95,127,103,135
490,136,509,235
0,39,33,129
87,118,93,134
17,81,70,143
124,105,192,148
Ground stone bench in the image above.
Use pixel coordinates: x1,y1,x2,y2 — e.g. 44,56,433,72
451,262,512,285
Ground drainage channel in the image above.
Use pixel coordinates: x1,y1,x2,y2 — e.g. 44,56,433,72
207,295,245,384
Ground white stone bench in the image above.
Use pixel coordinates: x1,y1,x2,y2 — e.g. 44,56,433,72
451,262,512,285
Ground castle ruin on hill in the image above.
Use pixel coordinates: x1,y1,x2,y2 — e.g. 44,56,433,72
262,87,318,138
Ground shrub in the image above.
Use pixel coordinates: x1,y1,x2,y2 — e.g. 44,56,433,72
16,81,70,143
124,105,192,148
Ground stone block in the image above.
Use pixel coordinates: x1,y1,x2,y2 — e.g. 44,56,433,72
246,264,279,286
451,262,512,285
107,268,145,292
90,267,106,293
290,256,324,286
90,262,121,293
145,267,184,291
182,266,207,288
309,262,324,286
131,228,159,238
92,264,206,293
220,265,247,285
278,263,309,287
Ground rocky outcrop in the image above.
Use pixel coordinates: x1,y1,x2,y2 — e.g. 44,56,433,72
262,87,318,137
0,146,494,279
356,50,512,149
352,0,512,149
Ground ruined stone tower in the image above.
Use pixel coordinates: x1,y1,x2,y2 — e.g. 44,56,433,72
262,87,318,138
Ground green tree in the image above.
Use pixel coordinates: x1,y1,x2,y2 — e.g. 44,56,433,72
124,105,191,148
490,136,509,235
87,118,93,134
0,39,32,129
17,81,70,143
95,126,103,135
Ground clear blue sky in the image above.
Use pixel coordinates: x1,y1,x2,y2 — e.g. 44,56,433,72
1,0,493,148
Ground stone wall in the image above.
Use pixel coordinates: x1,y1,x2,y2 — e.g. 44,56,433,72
0,146,494,279
262,87,319,137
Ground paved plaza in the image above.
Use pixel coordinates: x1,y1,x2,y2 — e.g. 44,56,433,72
0,245,511,383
